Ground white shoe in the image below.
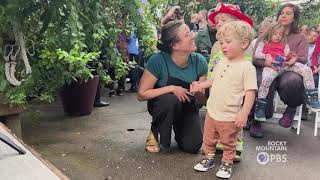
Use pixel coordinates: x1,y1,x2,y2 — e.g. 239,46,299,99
216,163,232,179
193,156,215,172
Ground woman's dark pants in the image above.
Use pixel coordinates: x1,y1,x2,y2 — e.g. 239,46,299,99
148,93,203,153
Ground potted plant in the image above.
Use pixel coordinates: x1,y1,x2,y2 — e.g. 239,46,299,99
34,0,116,116
32,38,110,116
52,47,101,116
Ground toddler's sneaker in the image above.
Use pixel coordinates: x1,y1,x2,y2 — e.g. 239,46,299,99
306,89,320,109
193,154,215,172
216,162,232,179
255,98,267,121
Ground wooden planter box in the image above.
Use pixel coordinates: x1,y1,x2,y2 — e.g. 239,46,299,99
0,97,24,139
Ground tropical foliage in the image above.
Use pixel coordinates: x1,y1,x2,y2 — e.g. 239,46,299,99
300,0,320,26
0,0,284,106
0,0,161,106
169,0,279,27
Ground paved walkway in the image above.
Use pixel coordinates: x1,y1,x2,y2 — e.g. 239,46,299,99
21,92,320,180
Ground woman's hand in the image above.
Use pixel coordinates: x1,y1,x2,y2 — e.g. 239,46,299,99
171,85,192,103
284,52,298,66
166,6,180,20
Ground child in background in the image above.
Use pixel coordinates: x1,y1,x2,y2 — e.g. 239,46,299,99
308,29,319,69
189,13,199,32
255,23,320,122
191,21,257,179
251,17,273,50
300,25,309,37
307,29,320,86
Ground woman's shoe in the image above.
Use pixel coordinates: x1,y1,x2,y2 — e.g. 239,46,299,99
94,100,110,107
117,89,124,96
109,90,116,97
249,121,264,138
145,131,159,153
279,109,295,128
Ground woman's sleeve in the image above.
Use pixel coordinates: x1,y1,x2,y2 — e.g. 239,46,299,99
145,54,162,79
250,39,257,51
295,34,308,64
254,41,266,59
284,44,290,57
252,36,266,67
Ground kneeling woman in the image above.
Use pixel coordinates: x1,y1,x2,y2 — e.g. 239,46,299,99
137,20,208,153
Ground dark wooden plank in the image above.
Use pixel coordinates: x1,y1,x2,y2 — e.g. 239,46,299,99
0,96,24,116
5,114,22,139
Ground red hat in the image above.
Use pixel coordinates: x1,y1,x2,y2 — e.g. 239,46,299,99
208,2,254,27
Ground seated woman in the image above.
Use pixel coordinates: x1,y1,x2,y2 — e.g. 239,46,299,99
137,20,208,153
251,3,309,138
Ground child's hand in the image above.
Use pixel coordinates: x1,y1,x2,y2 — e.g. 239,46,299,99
234,112,248,128
190,81,198,93
190,81,202,93
265,54,279,71
284,52,298,66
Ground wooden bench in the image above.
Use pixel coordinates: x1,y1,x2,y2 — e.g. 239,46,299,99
0,101,24,139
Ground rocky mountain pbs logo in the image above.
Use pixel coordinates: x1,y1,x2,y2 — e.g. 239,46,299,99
256,141,287,165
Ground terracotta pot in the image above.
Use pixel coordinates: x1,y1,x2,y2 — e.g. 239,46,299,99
59,75,99,116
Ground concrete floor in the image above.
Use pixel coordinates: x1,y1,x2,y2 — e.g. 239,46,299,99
21,92,320,180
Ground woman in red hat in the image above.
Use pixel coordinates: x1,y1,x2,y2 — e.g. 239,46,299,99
251,3,309,138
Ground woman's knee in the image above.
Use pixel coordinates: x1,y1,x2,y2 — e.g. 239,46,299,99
157,93,180,107
178,140,203,154
176,130,203,153
278,72,303,90
278,72,304,107
149,93,181,115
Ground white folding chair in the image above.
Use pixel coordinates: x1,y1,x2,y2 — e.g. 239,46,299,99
318,73,320,98
306,75,320,136
273,92,302,135
307,107,320,136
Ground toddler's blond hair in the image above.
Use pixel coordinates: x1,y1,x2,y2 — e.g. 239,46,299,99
216,21,255,49
263,22,286,43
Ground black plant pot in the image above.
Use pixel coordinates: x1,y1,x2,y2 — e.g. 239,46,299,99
59,75,99,116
